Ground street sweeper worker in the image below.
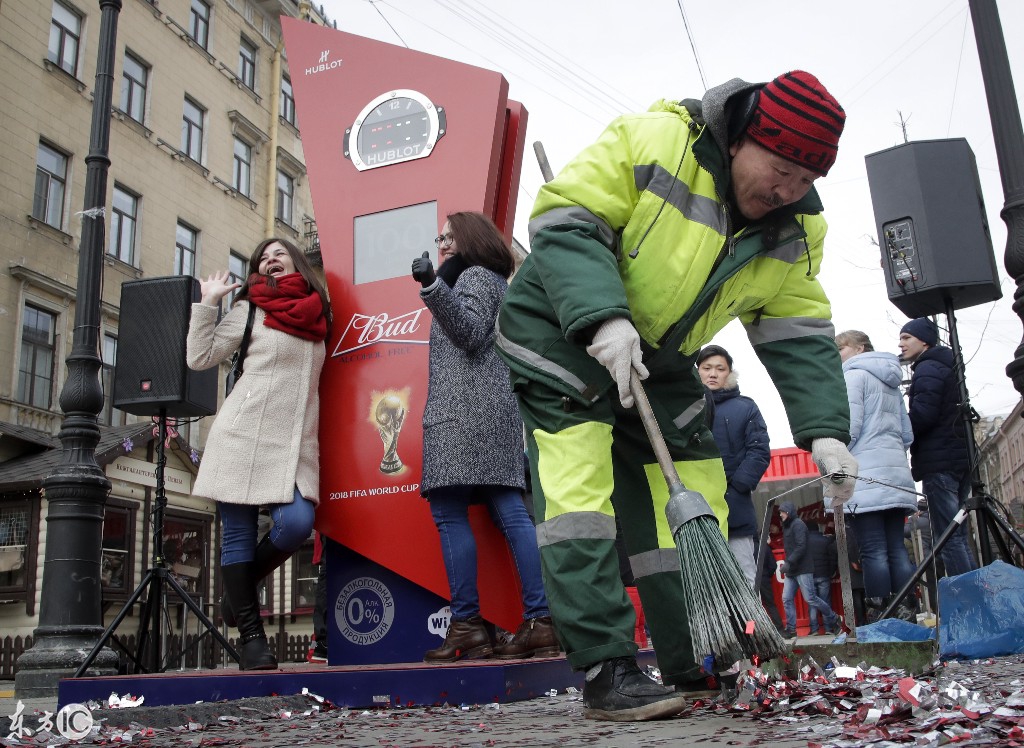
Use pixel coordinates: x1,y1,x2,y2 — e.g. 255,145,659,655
496,70,858,722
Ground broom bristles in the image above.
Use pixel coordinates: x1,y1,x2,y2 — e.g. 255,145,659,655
673,515,787,668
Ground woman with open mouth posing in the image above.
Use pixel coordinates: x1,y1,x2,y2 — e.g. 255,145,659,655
187,237,331,670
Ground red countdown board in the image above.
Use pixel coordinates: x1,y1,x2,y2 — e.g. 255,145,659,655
282,18,528,631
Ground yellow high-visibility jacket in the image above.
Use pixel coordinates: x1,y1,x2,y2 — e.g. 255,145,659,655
497,79,850,449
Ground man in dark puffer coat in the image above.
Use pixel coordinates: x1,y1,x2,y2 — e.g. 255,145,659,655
697,345,770,587
898,317,977,576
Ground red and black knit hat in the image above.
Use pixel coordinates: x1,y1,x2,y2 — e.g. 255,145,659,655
745,70,846,176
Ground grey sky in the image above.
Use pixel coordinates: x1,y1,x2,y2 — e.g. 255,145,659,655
319,0,1023,448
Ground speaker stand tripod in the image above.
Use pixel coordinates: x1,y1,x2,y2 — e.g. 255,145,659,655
880,301,1024,621
75,410,239,676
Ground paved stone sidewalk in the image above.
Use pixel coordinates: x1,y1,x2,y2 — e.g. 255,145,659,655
4,654,1023,747
0,683,806,747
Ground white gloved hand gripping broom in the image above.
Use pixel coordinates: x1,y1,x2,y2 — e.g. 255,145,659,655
629,369,787,667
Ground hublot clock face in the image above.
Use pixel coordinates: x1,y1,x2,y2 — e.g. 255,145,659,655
345,90,445,171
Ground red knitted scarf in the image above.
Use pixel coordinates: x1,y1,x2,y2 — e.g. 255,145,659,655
246,273,327,341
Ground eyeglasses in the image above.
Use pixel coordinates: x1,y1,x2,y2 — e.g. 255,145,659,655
434,233,453,247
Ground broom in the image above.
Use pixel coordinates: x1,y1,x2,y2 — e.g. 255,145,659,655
629,370,787,669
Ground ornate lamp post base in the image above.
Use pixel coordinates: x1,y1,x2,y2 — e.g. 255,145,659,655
15,629,118,698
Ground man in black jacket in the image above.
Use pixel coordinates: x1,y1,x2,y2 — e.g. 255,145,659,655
899,317,977,576
778,501,841,637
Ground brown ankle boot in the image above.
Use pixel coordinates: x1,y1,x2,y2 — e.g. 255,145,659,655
424,616,493,663
494,616,560,660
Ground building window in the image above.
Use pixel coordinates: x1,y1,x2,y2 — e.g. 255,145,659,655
232,138,252,197
173,416,191,446
181,97,205,162
276,170,293,226
120,51,148,123
188,0,210,50
18,304,57,409
280,76,295,126
101,503,134,596
238,36,256,91
48,0,82,77
291,541,316,611
34,141,68,229
228,251,248,306
109,184,139,264
164,513,208,598
175,221,197,276
0,504,31,593
100,333,126,426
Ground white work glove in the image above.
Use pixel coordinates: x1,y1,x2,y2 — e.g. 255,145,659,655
585,317,649,408
810,437,858,505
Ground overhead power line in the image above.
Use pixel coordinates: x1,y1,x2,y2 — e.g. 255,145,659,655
367,0,409,47
369,0,629,126
675,0,707,91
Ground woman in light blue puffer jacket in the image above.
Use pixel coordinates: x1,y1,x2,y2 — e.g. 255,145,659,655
836,330,918,620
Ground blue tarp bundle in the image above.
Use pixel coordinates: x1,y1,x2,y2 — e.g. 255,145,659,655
938,560,1024,659
856,618,935,643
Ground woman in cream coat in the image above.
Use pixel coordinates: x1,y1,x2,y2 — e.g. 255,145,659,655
187,237,330,670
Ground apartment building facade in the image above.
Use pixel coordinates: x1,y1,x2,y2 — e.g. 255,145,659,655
0,0,329,668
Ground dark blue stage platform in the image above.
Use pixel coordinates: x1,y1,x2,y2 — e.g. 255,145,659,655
57,651,658,710
56,656,570,710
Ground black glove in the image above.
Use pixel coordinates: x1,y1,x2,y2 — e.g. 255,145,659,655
411,251,436,287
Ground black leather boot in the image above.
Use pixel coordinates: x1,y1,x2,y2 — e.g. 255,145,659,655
221,537,293,627
221,561,277,671
493,616,561,659
423,615,493,662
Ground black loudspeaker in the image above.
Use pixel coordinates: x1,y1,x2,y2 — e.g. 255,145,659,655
864,138,1002,318
112,276,218,417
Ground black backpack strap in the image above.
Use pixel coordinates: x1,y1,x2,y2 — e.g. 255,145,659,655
236,301,257,375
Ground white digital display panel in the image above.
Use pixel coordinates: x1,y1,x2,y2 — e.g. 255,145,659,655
353,201,438,285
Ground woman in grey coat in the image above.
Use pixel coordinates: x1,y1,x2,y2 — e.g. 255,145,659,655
188,237,331,670
836,330,918,621
410,212,555,663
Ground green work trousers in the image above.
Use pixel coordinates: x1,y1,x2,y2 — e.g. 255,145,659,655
514,356,729,686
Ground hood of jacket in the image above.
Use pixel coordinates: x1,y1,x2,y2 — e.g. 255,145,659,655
842,351,904,389
911,344,954,371
779,500,797,522
710,377,741,403
698,77,764,166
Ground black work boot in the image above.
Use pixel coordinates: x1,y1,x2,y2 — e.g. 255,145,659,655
221,537,293,628
221,562,277,671
493,616,561,659
582,657,687,721
424,616,493,662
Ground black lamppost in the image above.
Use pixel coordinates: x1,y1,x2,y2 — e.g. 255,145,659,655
15,0,123,697
968,0,1024,396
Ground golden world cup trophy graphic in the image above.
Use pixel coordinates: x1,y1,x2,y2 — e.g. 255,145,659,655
371,389,408,474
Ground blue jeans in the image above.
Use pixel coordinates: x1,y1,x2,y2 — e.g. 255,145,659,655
807,577,833,632
219,487,316,566
922,471,977,576
782,572,837,632
429,485,550,622
852,509,916,599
